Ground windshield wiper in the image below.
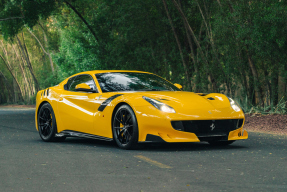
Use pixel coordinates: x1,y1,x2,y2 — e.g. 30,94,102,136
137,89,167,91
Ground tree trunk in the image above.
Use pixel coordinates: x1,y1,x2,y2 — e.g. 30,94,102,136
171,0,217,91
263,68,271,106
0,53,24,101
16,35,40,92
162,0,191,90
170,0,207,65
282,64,287,101
246,50,264,106
196,0,228,92
21,33,40,92
0,71,13,102
0,73,8,103
271,67,279,106
11,44,32,98
64,1,99,42
178,0,199,92
26,27,54,73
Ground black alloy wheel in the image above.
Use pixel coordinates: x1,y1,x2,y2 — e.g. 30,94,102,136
208,140,235,146
112,105,138,149
38,103,65,142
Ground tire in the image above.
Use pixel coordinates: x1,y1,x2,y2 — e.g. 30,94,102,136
112,105,139,149
208,140,235,146
38,103,65,142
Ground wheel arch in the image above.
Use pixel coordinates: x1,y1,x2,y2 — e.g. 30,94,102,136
111,102,140,149
110,102,140,139
35,100,52,131
111,102,130,129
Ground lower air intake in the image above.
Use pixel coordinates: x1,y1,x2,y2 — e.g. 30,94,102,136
171,119,244,138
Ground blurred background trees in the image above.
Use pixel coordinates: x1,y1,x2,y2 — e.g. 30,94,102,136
0,0,286,113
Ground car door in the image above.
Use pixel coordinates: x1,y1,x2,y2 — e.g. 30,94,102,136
58,74,101,135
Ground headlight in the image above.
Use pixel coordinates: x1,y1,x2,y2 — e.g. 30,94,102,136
143,96,175,113
228,97,241,112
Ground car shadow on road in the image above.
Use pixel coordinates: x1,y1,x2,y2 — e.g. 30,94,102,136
52,137,248,152
138,142,248,152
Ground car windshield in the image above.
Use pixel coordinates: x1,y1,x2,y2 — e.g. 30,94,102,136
95,72,181,93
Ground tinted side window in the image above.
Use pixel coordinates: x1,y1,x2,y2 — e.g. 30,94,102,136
68,75,97,92
65,76,76,90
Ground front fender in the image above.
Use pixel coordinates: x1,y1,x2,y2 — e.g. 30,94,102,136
35,86,63,131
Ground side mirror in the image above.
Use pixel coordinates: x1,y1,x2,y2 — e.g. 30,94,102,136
75,83,94,92
174,83,182,90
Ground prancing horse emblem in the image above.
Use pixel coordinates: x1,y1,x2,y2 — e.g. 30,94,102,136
210,123,215,131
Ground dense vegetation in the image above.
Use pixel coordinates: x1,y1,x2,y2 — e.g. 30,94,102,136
0,0,286,113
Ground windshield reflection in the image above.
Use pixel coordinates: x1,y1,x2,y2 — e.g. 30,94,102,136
95,72,180,93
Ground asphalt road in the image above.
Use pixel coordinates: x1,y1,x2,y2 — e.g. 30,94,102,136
0,108,286,192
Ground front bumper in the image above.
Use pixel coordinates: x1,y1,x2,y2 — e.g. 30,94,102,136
142,127,248,143
136,106,248,143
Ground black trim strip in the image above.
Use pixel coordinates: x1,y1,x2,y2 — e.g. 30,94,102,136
144,134,166,143
57,130,113,141
64,84,68,90
98,94,123,111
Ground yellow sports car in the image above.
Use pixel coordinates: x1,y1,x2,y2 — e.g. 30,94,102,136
35,70,248,149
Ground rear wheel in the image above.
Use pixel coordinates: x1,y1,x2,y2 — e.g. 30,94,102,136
38,103,65,142
208,140,235,146
112,105,138,149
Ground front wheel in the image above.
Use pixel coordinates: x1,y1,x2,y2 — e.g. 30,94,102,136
208,140,235,146
112,105,139,149
38,103,64,142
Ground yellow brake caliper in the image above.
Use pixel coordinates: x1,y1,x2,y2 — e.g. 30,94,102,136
50,114,52,126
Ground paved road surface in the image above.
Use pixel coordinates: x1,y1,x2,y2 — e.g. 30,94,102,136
0,108,286,192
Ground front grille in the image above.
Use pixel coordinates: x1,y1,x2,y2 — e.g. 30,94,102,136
171,119,243,138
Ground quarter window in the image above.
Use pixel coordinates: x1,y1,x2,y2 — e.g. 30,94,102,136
66,75,98,92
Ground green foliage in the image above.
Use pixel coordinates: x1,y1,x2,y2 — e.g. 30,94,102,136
247,97,286,115
0,0,57,39
51,0,186,85
0,0,286,113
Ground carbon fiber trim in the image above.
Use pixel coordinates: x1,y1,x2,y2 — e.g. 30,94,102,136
57,130,113,141
98,94,123,111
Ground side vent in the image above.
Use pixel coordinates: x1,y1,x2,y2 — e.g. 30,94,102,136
157,98,170,101
237,119,244,128
47,88,49,96
197,93,208,96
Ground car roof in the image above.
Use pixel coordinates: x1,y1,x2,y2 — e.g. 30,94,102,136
91,70,150,74
60,70,154,84
72,70,152,76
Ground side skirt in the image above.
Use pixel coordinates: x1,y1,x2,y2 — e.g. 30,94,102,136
56,130,113,141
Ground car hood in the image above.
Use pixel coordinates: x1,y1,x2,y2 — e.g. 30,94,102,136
125,91,231,110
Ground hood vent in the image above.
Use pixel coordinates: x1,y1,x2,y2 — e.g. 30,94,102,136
157,98,170,101
197,93,208,96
